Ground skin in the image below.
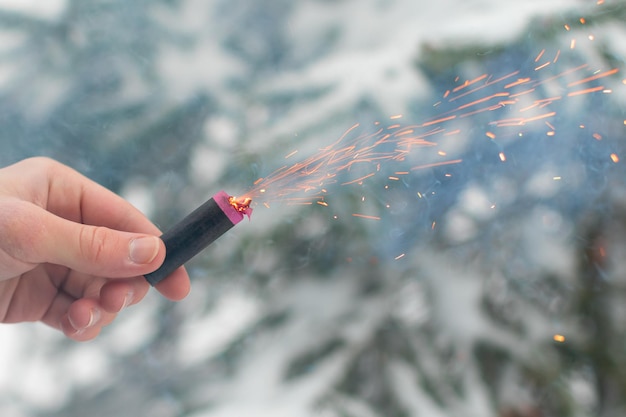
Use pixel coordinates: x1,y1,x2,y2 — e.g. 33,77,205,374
0,157,190,341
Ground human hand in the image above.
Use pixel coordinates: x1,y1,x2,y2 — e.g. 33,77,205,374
0,157,190,341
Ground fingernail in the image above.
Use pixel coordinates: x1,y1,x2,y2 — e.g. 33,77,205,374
86,308,101,328
129,236,160,264
122,290,134,309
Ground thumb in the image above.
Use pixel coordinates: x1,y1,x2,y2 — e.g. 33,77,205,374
17,204,165,277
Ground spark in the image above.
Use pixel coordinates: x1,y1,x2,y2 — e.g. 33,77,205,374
352,213,381,220
228,196,253,213
394,253,406,260
342,172,376,186
610,153,620,163
410,159,463,171
284,150,299,159
504,78,531,89
242,48,617,215
568,68,619,87
534,49,546,62
553,334,566,343
422,115,457,127
444,129,461,136
452,74,488,92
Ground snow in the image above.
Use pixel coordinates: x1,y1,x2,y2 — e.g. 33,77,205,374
1,0,623,416
0,0,67,20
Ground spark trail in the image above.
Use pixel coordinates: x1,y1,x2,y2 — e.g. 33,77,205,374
239,15,622,211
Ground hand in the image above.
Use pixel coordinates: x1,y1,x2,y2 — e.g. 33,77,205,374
0,157,190,341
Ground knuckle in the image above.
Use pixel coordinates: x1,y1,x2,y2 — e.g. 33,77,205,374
78,226,110,263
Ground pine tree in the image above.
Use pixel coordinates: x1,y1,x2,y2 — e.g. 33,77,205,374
0,1,624,417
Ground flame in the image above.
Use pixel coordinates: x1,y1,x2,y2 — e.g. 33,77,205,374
228,196,253,213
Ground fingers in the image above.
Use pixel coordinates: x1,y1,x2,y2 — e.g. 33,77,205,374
0,158,193,341
154,266,191,301
2,200,166,278
60,298,111,342
20,158,193,296
9,157,162,236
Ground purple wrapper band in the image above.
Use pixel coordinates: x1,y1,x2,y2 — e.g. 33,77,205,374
213,190,245,225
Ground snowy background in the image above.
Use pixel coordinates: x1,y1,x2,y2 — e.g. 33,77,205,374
0,0,625,416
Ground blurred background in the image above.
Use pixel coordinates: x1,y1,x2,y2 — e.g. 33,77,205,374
0,0,625,416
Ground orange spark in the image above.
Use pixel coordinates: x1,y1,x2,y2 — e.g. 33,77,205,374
510,88,536,98
444,129,461,136
610,153,620,163
341,172,376,186
352,213,381,221
504,78,531,89
535,62,551,71
568,86,605,97
456,92,510,110
499,152,507,162
567,68,619,87
422,115,457,127
523,112,557,123
452,74,488,93
534,49,546,62
449,71,519,102
411,159,463,171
